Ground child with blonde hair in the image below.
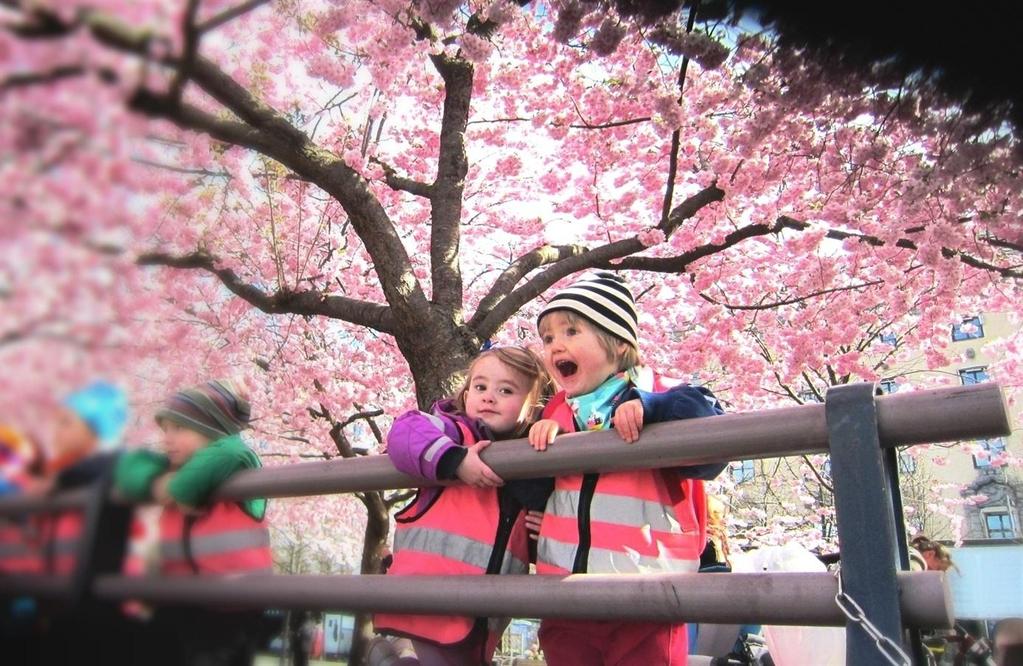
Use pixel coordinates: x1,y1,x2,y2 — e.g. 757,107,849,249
375,346,553,666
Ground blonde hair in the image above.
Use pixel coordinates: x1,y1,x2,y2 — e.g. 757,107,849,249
538,310,641,372
453,346,554,438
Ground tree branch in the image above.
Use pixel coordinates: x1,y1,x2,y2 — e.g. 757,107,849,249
699,279,884,311
197,0,272,34
371,158,432,197
12,4,431,324
659,0,699,225
568,116,652,130
467,244,588,329
471,184,726,339
0,65,85,94
137,250,395,333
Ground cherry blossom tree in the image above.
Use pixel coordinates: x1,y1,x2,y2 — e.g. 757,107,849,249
3,1,1022,660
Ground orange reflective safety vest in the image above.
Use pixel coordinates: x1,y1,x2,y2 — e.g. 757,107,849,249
0,474,43,575
375,422,530,648
537,370,709,575
159,501,272,575
37,510,85,575
0,517,41,574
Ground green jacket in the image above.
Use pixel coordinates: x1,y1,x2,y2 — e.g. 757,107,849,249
114,433,266,520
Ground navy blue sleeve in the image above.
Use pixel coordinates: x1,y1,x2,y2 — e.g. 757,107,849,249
629,384,726,480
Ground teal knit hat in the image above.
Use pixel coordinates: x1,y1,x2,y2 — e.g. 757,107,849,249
63,381,129,450
155,380,251,442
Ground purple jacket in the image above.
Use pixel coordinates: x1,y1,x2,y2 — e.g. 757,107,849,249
386,399,483,481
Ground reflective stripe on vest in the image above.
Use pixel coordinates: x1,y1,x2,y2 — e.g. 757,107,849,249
159,502,272,576
547,488,690,536
394,524,528,576
537,536,701,574
39,511,84,575
0,521,41,574
376,421,529,646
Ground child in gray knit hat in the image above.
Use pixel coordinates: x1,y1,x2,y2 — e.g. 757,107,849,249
114,378,276,666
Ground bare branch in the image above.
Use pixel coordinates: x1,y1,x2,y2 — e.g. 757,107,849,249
468,244,588,329
168,0,201,104
340,408,385,431
197,0,272,33
385,489,417,509
132,156,230,178
0,65,85,95
699,279,884,311
371,158,432,197
471,184,726,339
569,116,652,130
137,250,396,333
353,402,385,444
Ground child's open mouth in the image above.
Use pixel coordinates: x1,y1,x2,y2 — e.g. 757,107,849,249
555,360,578,377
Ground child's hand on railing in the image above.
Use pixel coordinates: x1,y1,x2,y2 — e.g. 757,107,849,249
613,399,645,443
524,510,544,541
528,419,561,451
455,440,504,488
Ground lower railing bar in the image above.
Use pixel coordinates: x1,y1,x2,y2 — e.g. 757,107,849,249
91,571,952,628
0,574,74,600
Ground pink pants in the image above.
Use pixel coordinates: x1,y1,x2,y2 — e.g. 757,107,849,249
539,619,689,666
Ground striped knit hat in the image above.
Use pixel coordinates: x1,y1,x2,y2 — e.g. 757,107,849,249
537,272,639,349
155,380,251,442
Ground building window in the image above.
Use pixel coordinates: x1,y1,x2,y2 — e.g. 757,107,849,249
731,460,755,484
879,332,898,346
984,511,1015,539
952,316,985,341
959,367,989,385
972,437,1007,468
879,379,899,394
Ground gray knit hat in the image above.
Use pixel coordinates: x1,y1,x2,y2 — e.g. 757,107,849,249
155,379,251,442
537,272,639,349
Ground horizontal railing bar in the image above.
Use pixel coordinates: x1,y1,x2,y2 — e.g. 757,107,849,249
0,575,73,600
91,571,952,628
212,382,1008,501
0,383,1008,510
0,487,92,517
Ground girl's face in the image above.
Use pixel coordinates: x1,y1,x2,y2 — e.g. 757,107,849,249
463,355,532,436
161,420,211,468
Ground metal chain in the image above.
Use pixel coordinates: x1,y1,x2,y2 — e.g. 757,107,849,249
834,570,912,666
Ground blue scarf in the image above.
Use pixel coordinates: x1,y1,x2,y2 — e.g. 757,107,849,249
567,372,631,432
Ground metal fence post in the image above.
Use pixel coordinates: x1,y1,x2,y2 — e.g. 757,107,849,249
826,383,906,665
69,472,131,607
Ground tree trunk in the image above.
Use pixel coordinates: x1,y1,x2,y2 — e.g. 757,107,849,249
396,317,478,409
348,490,392,666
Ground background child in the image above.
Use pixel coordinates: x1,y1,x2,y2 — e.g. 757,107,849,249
527,272,725,666
375,346,553,666
115,379,274,666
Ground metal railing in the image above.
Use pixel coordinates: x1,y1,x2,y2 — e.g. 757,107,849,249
0,382,1012,665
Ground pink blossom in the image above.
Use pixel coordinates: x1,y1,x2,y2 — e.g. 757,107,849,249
459,33,493,64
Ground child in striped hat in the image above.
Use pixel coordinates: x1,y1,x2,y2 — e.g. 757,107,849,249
114,379,275,666
527,272,726,666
